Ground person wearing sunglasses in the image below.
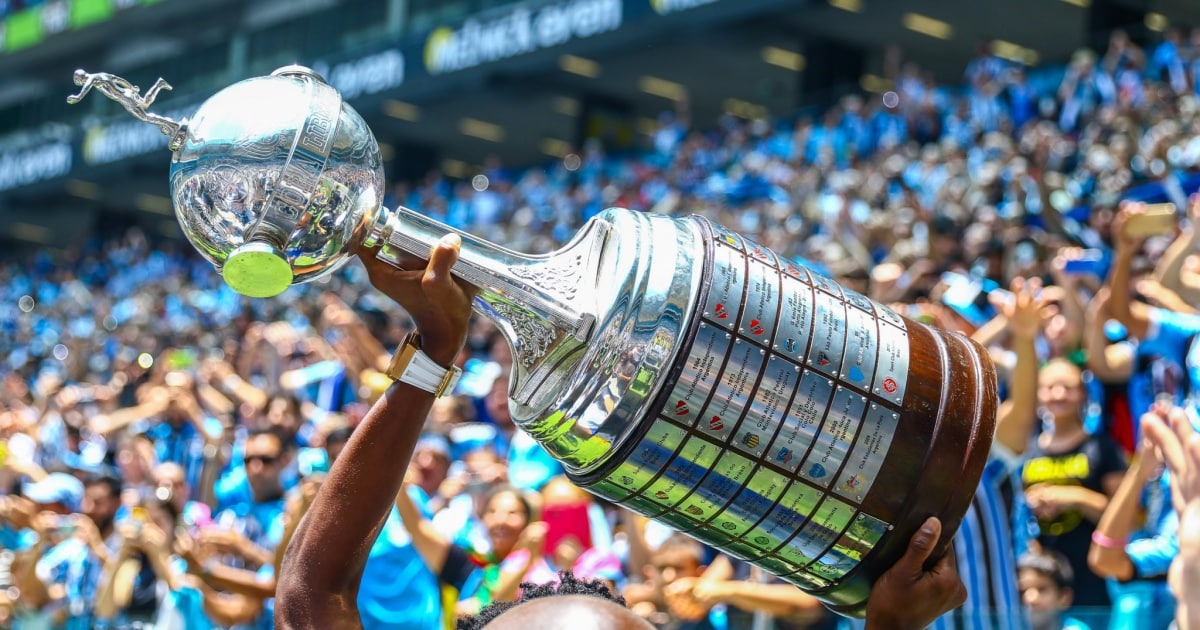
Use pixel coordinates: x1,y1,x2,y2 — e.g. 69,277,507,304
184,427,292,628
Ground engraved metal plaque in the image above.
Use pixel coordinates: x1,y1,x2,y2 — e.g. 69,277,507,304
700,339,766,442
841,306,880,394
767,370,834,474
642,435,722,508
677,449,755,523
809,291,848,378
607,419,688,494
735,356,800,459
709,465,790,538
745,480,823,552
740,259,781,347
811,512,891,582
704,244,746,330
834,404,899,503
774,276,815,362
800,386,866,488
669,323,731,427
874,322,910,406
778,496,856,574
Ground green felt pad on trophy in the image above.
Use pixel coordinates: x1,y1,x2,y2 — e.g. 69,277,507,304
223,243,293,298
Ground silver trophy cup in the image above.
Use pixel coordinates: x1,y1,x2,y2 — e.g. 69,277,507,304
68,66,997,615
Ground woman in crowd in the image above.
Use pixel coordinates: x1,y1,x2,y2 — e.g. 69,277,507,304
396,479,547,618
1022,358,1127,616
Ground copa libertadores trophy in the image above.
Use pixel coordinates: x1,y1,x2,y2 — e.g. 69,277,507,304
69,66,996,615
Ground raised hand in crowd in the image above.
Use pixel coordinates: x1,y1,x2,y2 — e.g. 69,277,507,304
1152,193,1200,303
1142,405,1200,629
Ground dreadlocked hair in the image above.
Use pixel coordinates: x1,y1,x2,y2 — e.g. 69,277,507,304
456,570,624,630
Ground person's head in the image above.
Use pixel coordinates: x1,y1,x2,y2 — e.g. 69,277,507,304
82,475,123,533
412,434,452,495
1018,549,1075,630
458,571,648,630
1037,359,1086,427
243,427,290,501
22,472,84,515
481,485,532,558
152,462,190,513
324,426,353,465
141,493,181,544
651,534,706,585
430,395,475,429
485,371,514,431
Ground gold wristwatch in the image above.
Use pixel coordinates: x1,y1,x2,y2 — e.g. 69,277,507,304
385,332,462,397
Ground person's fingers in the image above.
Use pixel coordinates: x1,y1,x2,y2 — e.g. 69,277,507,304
1145,413,1187,479
896,516,941,578
422,234,463,296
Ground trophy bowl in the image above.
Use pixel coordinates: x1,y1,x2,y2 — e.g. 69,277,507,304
68,65,997,616
169,65,385,298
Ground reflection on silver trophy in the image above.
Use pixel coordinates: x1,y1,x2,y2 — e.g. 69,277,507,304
68,66,996,614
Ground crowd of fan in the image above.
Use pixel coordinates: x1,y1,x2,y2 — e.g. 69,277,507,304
3,30,1200,630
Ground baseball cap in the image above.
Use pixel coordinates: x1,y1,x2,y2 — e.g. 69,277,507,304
23,473,84,511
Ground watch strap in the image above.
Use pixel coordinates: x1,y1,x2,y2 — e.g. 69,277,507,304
386,332,462,397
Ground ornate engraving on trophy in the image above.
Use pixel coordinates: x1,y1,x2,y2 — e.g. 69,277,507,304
834,404,899,503
745,479,823,553
736,356,799,459
841,306,880,394
642,435,721,508
739,260,781,347
767,370,833,474
704,244,747,331
606,419,687,494
677,450,755,523
708,465,790,538
669,323,731,428
774,276,815,362
808,291,848,379
699,339,766,443
874,322,910,406
489,302,557,367
800,387,865,488
508,253,585,300
814,512,891,582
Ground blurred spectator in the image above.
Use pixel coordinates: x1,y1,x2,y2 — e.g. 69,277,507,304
1022,358,1127,613
1018,548,1089,630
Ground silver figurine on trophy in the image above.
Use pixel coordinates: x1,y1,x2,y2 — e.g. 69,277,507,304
68,66,996,615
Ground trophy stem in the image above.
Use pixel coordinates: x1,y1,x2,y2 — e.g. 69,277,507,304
370,205,605,405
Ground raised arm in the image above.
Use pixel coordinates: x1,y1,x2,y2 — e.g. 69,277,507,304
394,481,452,575
276,235,474,629
993,277,1047,456
1108,204,1153,340
1083,288,1134,384
1152,194,1199,299
1089,419,1163,581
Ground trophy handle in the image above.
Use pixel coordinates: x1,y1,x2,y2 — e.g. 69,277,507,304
368,205,604,402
